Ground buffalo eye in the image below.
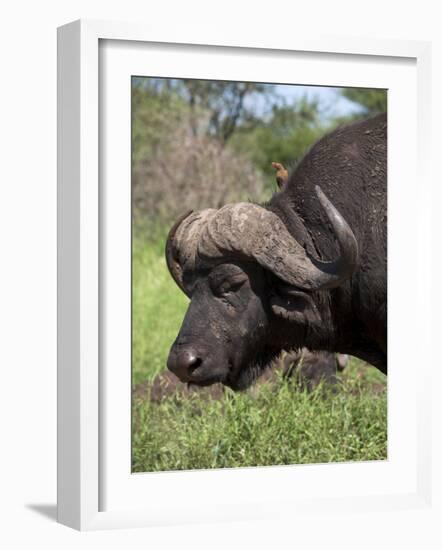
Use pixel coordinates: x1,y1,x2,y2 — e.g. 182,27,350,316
219,279,246,296
209,272,248,297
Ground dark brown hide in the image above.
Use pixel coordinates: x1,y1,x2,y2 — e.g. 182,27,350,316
165,114,387,389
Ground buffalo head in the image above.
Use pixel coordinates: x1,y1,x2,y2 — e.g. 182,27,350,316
165,187,358,390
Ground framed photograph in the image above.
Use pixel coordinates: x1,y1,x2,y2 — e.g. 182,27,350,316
57,19,433,531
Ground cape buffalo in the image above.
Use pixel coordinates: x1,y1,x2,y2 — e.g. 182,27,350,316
165,113,387,390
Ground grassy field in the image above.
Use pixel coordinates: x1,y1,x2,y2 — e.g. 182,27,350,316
132,231,387,473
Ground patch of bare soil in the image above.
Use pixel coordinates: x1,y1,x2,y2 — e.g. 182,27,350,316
132,349,352,403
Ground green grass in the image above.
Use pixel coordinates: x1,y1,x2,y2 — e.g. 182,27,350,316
132,230,387,472
132,228,189,385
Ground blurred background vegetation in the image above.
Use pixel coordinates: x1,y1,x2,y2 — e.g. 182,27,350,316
131,79,387,472
132,78,386,228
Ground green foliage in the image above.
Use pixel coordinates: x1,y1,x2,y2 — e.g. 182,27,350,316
229,97,324,190
341,88,387,116
132,80,267,224
132,80,328,207
132,228,189,385
133,77,274,143
132,79,387,206
132,82,188,169
131,231,387,472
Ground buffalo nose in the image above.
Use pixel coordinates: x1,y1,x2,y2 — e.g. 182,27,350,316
167,348,202,381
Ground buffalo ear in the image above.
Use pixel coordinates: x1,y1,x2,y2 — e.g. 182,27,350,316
270,285,322,325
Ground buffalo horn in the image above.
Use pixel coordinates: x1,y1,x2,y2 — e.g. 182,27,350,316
165,186,358,294
165,210,193,297
197,186,358,290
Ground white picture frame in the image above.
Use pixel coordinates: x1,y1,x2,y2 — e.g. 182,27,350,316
57,19,434,531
